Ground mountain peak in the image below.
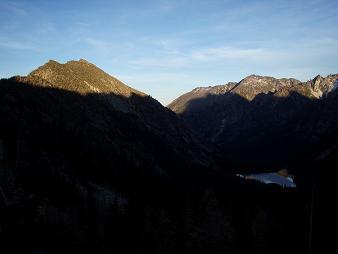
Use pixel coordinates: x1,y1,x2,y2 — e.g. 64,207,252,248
79,58,90,63
37,59,96,73
66,58,94,66
47,59,60,64
240,74,274,84
27,59,145,98
314,74,323,80
245,74,263,79
313,74,323,86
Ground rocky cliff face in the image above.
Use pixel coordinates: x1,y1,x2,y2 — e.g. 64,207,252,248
169,74,338,169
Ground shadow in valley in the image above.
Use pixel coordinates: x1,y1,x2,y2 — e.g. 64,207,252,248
178,89,338,174
177,89,338,254
0,77,218,253
0,78,329,253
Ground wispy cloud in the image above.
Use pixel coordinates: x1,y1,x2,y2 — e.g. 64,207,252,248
191,46,273,61
85,37,111,48
129,56,188,68
0,1,28,16
84,37,118,55
0,40,34,50
128,45,278,69
157,0,178,12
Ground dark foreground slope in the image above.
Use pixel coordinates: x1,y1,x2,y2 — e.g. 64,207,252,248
0,59,217,252
1,59,214,185
0,62,314,253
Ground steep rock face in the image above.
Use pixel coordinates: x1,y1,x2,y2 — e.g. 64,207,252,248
169,74,338,169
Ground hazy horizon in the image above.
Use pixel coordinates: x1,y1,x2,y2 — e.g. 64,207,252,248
1,0,338,105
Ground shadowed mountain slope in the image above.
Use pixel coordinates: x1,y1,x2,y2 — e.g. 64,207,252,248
0,61,322,254
0,59,221,252
169,74,338,169
0,60,226,226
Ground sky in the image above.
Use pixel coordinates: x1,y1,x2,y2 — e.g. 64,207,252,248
1,0,338,105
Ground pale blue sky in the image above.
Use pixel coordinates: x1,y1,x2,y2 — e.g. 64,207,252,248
1,0,338,105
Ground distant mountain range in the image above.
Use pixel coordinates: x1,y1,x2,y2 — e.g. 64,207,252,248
169,74,338,170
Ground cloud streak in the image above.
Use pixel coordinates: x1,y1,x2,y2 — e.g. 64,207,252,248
191,46,272,61
128,45,279,69
0,40,34,50
0,1,28,16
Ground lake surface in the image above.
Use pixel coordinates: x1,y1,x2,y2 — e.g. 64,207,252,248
237,172,296,188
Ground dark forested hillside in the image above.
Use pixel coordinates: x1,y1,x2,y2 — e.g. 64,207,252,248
0,61,324,253
0,60,217,253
